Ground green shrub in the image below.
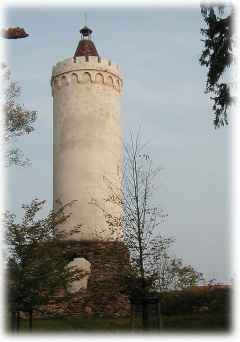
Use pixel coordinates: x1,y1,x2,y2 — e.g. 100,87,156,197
159,287,231,316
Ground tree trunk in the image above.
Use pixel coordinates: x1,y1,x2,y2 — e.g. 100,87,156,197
130,304,134,330
16,311,20,332
142,300,148,330
10,311,17,332
28,310,33,332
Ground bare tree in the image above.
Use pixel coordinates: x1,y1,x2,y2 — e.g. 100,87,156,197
91,132,167,328
122,133,166,292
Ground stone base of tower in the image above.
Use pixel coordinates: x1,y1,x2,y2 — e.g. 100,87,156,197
38,240,131,318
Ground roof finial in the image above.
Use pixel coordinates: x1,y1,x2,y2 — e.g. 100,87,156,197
74,21,99,58
80,13,92,40
84,12,87,26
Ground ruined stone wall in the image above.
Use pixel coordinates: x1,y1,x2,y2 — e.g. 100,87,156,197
39,240,130,318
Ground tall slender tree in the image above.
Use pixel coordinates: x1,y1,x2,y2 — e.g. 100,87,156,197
199,4,234,128
92,132,167,328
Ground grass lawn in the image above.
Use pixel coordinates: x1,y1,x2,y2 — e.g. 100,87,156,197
8,316,131,333
6,312,231,334
162,312,231,333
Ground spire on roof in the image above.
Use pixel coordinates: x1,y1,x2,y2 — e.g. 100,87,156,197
74,25,99,58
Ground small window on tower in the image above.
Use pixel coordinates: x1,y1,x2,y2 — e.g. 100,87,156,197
71,73,78,83
95,73,104,84
83,72,91,83
106,75,113,86
61,75,68,86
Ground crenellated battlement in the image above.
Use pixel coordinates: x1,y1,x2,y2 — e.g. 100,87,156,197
51,56,123,94
52,56,120,77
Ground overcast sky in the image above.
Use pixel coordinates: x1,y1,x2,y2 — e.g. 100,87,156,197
5,6,231,283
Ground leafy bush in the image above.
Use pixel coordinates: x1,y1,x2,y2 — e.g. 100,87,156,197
159,287,231,316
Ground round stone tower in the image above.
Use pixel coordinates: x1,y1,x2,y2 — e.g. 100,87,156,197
51,26,123,241
49,26,129,318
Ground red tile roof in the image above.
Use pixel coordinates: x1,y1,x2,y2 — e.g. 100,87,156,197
74,39,99,58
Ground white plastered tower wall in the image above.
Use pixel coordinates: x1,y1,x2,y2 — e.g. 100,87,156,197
51,56,123,241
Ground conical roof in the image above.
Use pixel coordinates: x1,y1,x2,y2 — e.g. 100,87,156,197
74,26,99,58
